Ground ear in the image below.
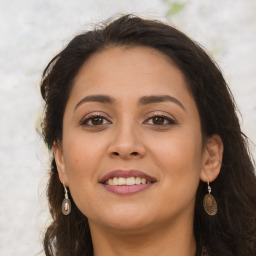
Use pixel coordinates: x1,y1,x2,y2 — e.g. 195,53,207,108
53,141,69,186
200,134,223,183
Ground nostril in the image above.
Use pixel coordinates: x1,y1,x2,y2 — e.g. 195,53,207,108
110,151,141,158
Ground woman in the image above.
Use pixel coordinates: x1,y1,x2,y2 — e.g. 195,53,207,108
40,15,256,256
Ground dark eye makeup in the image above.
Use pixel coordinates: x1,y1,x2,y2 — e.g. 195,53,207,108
79,112,177,128
144,114,177,126
80,113,111,127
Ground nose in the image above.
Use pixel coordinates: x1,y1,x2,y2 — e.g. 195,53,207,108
107,124,146,160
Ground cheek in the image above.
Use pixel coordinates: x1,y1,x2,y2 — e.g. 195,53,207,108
147,131,202,217
150,126,203,191
62,132,107,187
61,133,109,216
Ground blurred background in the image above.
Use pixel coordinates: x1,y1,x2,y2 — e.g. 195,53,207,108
0,0,255,255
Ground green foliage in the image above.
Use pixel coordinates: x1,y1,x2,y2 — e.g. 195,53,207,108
166,1,186,16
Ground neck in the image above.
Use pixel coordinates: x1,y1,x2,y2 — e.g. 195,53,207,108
90,217,196,256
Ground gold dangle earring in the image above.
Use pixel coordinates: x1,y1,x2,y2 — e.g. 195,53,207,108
62,182,71,215
203,181,217,216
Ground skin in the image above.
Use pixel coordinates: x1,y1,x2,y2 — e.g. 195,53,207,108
54,46,223,256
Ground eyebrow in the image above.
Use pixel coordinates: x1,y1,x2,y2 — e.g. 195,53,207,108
74,95,115,110
138,95,186,111
74,94,185,112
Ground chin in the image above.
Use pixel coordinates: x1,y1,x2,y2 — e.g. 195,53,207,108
88,207,155,232
104,217,154,233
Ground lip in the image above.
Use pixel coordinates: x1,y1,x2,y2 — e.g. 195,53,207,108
99,169,157,195
99,169,157,184
103,184,154,195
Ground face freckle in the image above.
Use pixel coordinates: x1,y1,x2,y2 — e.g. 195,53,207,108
55,46,205,233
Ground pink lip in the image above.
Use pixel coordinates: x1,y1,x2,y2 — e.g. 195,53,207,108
103,184,153,195
99,169,157,195
99,169,156,184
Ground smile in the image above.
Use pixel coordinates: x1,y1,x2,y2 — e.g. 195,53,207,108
105,176,153,185
100,169,156,195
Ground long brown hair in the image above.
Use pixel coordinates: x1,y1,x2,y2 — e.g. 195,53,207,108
40,15,256,256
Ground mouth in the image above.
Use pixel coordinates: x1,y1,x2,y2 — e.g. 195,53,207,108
105,176,153,185
99,169,157,195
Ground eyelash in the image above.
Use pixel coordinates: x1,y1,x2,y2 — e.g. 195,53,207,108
144,114,177,126
80,113,177,128
80,113,111,127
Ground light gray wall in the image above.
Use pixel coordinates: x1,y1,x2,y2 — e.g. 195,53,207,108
0,1,255,255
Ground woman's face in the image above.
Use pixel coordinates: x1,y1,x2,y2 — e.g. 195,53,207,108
55,46,209,232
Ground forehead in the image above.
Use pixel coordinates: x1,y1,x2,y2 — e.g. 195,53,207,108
70,46,192,99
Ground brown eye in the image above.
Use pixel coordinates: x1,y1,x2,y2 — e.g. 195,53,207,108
152,116,165,125
145,115,176,126
80,115,111,127
91,117,104,125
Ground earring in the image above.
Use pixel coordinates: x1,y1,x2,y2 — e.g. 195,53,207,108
203,181,217,216
62,182,71,215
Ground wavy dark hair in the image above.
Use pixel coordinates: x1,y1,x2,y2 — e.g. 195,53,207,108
40,15,256,256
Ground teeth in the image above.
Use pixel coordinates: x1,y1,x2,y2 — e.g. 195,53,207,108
126,177,135,185
118,177,126,185
105,177,152,186
108,178,113,185
113,177,118,185
135,177,141,185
